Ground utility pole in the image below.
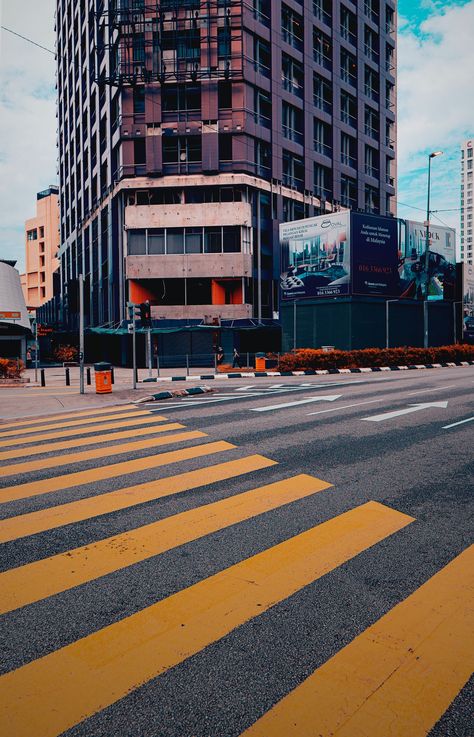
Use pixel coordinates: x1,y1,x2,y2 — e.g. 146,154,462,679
79,274,85,394
34,320,38,383
128,302,137,390
424,151,443,348
147,327,152,378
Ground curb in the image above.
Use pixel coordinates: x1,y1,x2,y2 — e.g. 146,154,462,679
139,361,474,383
136,386,213,403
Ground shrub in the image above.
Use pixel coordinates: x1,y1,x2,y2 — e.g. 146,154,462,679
277,344,474,371
53,345,78,363
0,358,24,379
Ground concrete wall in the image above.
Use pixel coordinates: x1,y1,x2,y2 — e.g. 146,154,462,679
125,202,252,229
126,253,252,279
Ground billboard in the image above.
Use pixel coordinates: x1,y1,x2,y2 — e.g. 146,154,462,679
399,220,456,300
280,211,350,300
351,213,400,296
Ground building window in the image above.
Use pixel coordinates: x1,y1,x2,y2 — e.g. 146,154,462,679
162,135,202,164
128,229,146,255
162,84,201,114
365,145,378,178
313,73,332,113
341,132,357,169
27,229,38,241
314,29,332,70
218,81,232,109
148,229,165,254
133,86,145,114
282,53,304,98
282,102,304,145
364,66,379,101
341,175,357,208
254,0,271,27
167,228,185,254
314,119,331,157
282,4,303,51
254,36,271,77
365,105,379,139
219,133,233,161
364,25,379,62
340,48,357,86
313,0,331,27
314,163,331,199
254,88,272,128
340,5,357,45
185,228,203,254
283,150,304,189
365,184,379,213
255,139,271,177
341,90,357,127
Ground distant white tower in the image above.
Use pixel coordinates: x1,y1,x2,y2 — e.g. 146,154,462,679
461,139,473,265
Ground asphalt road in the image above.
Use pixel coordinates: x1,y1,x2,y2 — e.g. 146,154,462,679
0,366,473,737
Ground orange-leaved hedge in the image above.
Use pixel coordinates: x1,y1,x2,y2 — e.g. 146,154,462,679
0,358,24,379
277,344,474,371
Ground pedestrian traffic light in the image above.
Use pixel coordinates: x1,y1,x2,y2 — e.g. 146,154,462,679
140,301,151,327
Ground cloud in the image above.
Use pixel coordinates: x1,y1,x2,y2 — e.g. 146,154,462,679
0,0,57,272
397,1,474,238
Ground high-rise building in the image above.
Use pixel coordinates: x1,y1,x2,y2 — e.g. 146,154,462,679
21,186,60,311
56,0,396,326
460,139,473,267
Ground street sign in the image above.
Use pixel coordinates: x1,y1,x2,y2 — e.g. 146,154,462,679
0,311,21,320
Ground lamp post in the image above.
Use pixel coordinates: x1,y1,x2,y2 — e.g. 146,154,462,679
424,151,443,348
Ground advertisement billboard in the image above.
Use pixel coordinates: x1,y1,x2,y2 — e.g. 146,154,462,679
399,220,456,300
351,213,400,296
280,211,350,300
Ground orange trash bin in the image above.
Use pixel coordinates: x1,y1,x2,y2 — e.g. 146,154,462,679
255,353,266,371
94,362,112,394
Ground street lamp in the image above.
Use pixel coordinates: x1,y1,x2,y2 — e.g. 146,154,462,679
424,150,444,348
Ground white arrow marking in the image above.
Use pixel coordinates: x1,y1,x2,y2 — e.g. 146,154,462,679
308,398,382,416
251,395,342,412
442,416,474,430
362,401,448,422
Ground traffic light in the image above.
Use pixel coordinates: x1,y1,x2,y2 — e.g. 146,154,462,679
140,301,151,327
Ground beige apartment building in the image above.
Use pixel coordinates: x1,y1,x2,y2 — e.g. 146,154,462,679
22,186,60,311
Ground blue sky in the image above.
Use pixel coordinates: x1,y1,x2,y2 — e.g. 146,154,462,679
0,0,473,271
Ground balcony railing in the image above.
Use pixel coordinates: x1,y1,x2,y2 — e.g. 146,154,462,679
341,68,357,87
314,95,332,114
283,125,304,145
341,110,357,128
365,85,379,102
314,140,332,157
314,49,332,71
365,164,379,178
313,3,331,27
341,153,357,168
340,25,357,46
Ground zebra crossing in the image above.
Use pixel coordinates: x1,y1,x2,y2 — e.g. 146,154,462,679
0,404,471,737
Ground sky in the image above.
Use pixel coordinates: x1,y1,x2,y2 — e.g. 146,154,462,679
0,0,473,272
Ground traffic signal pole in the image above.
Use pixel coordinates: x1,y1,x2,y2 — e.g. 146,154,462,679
79,274,85,395
132,308,137,390
147,328,152,379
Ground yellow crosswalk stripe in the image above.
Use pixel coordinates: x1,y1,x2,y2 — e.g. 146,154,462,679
0,501,413,737
0,414,169,448
0,430,207,477
0,409,153,438
0,441,235,503
241,545,474,737
0,474,332,615
0,455,277,543
0,404,138,431
0,421,185,462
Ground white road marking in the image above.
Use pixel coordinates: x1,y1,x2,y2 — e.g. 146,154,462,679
406,385,457,396
442,416,474,430
307,399,382,416
234,385,256,391
362,401,449,422
251,395,342,413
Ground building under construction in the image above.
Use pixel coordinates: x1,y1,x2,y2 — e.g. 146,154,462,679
54,0,397,332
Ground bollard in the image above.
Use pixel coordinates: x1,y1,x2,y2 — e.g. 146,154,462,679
65,368,70,386
86,367,91,385
135,367,139,385
186,353,190,377
156,354,160,377
111,367,115,384
40,368,46,387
